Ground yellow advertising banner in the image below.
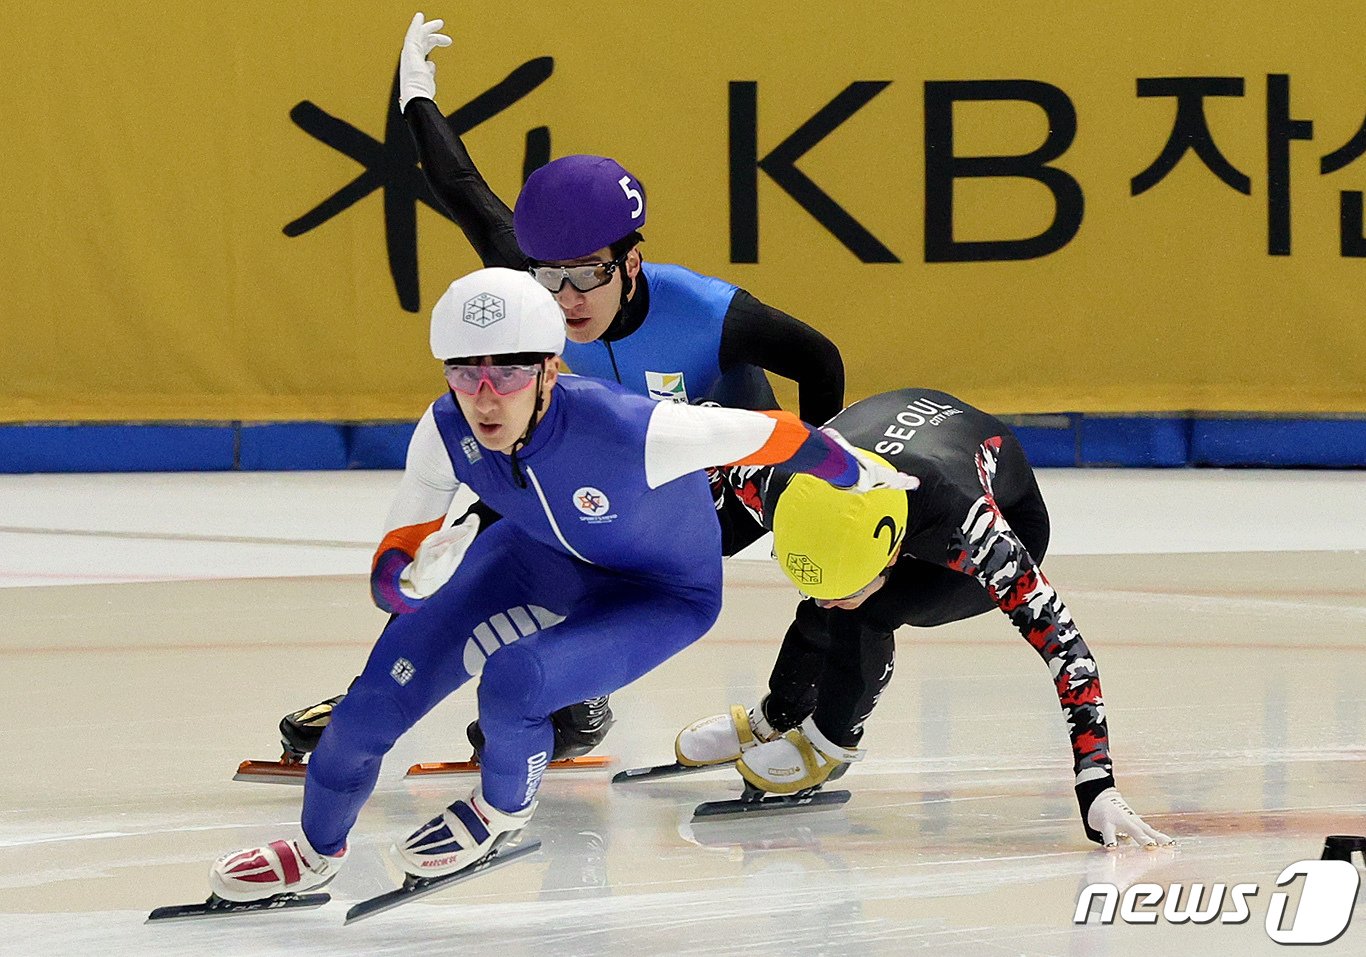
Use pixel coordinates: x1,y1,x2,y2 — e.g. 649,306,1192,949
2,1,1364,421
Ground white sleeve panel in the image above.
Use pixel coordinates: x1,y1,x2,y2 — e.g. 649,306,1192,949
383,405,461,532
644,401,778,489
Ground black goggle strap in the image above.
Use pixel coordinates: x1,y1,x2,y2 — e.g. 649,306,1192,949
509,361,549,490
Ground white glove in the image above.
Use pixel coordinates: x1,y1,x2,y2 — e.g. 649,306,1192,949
822,427,920,493
399,512,479,598
1086,788,1175,848
398,13,453,113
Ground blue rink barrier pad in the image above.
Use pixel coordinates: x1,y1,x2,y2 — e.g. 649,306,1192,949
0,416,1361,472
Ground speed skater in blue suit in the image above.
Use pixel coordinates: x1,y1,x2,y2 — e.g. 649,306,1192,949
206,267,917,901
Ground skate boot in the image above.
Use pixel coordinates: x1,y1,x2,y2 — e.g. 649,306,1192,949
466,695,614,762
394,786,535,879
737,715,863,795
279,692,347,757
675,701,781,767
209,834,347,902
550,695,614,760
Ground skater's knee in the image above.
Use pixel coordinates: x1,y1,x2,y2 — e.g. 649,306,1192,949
478,643,546,713
660,589,723,655
690,588,723,633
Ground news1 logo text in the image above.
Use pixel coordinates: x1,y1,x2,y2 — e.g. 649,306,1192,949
1074,859,1360,945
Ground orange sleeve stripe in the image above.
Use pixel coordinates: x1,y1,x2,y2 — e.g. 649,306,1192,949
372,517,444,570
731,411,809,466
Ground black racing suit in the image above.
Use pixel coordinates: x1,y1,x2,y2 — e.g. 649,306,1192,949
732,388,1117,841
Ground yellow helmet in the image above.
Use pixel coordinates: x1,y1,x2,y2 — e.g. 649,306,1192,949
770,450,909,600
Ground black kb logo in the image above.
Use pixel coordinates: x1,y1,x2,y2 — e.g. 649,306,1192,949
285,59,554,312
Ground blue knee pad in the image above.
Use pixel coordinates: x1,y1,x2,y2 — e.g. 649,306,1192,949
475,643,556,812
477,642,547,717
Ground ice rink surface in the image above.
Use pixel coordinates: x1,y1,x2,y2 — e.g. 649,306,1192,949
2,468,1364,956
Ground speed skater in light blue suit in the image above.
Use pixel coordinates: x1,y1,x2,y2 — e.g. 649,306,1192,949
207,268,915,902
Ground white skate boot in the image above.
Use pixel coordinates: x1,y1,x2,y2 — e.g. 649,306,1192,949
394,786,535,879
209,834,347,902
737,715,863,794
675,703,780,767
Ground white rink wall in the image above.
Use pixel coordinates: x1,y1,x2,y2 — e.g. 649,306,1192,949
1,469,1363,588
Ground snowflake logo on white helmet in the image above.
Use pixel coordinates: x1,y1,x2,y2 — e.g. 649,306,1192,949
462,293,505,328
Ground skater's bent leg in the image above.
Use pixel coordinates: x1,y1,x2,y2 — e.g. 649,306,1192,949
809,617,895,749
1000,472,1050,563
301,523,569,853
477,581,722,812
302,686,411,854
472,643,559,812
764,603,834,730
301,613,460,854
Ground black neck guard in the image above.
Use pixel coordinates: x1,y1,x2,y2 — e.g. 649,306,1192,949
598,266,651,342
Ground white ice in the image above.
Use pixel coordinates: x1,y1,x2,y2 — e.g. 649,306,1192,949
0,468,1363,956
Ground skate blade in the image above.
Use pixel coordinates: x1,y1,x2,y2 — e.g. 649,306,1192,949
233,758,307,785
405,755,614,778
692,788,851,820
611,761,729,784
147,891,330,923
343,840,542,925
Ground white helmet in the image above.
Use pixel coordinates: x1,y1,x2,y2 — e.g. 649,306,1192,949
430,267,566,361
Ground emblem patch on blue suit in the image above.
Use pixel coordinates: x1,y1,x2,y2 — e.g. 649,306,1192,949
572,486,617,524
645,371,688,403
574,487,610,517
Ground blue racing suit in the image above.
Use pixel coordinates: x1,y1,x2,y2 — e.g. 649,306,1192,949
302,376,864,852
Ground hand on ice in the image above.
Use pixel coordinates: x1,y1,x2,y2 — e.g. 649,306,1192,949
1086,788,1175,849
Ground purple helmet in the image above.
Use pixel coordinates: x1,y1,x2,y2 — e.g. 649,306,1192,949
513,155,647,262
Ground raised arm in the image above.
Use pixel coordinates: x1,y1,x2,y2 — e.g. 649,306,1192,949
399,14,526,269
